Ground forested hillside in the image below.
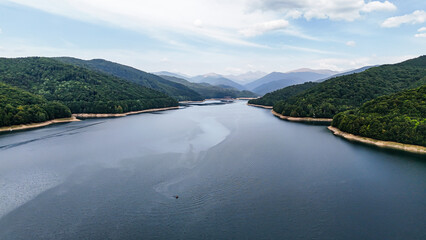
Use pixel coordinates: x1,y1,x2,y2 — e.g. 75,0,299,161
160,75,257,99
0,82,71,127
273,56,426,118
332,85,426,146
55,57,203,101
248,82,318,106
0,57,178,114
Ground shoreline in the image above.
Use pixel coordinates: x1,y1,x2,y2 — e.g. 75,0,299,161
179,100,205,104
72,106,180,118
0,106,181,133
247,103,273,109
0,116,80,133
271,110,333,123
237,97,257,100
328,126,426,154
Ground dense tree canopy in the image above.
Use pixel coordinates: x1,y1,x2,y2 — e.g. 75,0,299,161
273,56,426,118
160,75,258,99
0,82,71,127
55,57,203,101
248,82,318,106
332,85,426,146
0,57,178,114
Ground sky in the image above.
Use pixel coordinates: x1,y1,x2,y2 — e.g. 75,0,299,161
0,0,425,75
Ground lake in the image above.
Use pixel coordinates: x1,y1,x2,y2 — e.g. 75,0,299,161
0,100,425,239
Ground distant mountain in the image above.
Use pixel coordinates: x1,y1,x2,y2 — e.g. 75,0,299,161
287,68,338,75
160,75,257,99
252,79,303,96
224,71,267,84
152,71,191,80
55,57,202,101
190,73,245,90
246,70,333,94
317,66,376,82
249,82,318,107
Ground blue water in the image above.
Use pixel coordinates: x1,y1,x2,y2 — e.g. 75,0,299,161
0,101,425,239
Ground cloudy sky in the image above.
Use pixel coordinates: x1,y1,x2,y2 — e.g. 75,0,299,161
0,0,425,75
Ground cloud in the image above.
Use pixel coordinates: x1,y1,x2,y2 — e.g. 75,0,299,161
0,28,2,34
250,0,397,21
362,1,396,12
6,0,283,47
346,41,356,47
418,27,426,32
416,27,426,37
381,10,426,28
193,19,203,28
239,19,289,37
313,54,417,71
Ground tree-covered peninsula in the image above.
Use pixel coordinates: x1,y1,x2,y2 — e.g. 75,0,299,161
332,85,426,147
0,82,71,127
272,56,426,118
0,57,178,116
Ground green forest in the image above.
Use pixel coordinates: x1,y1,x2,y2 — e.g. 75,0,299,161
160,75,258,99
272,56,426,118
55,57,204,101
0,57,178,127
248,82,318,106
332,85,426,146
0,82,71,127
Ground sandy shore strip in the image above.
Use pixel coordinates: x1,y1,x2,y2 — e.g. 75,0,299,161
237,97,257,100
328,126,426,154
271,110,333,123
72,106,180,118
0,116,80,133
247,103,273,109
179,100,205,104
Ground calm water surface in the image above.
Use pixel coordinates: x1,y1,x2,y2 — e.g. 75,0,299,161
0,101,425,239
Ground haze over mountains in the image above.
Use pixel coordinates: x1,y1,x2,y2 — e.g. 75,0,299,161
156,68,342,95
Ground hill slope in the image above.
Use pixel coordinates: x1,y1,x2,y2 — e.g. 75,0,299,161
160,75,257,99
245,71,332,93
273,56,426,118
248,82,318,106
317,66,375,82
252,79,307,96
332,85,426,146
190,74,245,90
0,57,178,114
0,82,71,127
55,57,202,101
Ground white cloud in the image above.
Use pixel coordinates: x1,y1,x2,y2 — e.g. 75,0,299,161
362,1,396,12
239,19,289,37
418,27,426,32
313,54,417,71
381,10,426,28
0,28,2,34
193,19,203,28
414,33,426,38
6,0,284,47
250,0,397,21
160,57,170,63
346,41,356,47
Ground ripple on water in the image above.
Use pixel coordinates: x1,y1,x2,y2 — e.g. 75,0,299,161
0,168,61,218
